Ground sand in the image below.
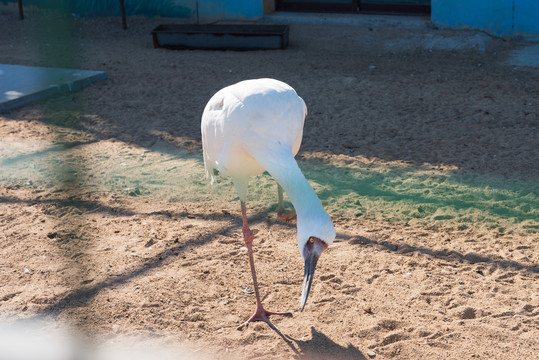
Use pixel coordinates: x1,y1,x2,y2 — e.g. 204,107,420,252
0,4,538,359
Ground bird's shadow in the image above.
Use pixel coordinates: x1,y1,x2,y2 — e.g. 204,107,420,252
272,326,367,360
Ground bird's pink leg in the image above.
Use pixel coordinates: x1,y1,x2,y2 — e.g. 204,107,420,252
277,184,297,222
237,201,292,331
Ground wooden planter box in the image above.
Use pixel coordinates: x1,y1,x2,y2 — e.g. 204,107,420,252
151,24,290,50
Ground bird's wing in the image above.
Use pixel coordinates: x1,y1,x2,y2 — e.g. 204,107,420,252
201,89,230,184
231,81,306,153
202,78,307,186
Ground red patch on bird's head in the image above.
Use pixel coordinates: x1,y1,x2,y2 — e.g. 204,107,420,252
303,236,328,259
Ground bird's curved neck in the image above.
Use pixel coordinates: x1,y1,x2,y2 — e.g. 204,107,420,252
265,152,324,218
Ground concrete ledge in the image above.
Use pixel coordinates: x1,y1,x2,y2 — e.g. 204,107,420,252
0,64,107,113
260,11,433,30
509,44,539,67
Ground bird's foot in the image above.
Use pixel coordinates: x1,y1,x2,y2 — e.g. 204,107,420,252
277,210,297,223
237,307,292,331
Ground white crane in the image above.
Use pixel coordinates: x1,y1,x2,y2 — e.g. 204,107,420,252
201,78,336,330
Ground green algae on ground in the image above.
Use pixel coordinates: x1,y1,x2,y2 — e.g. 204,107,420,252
297,159,538,235
1,138,537,235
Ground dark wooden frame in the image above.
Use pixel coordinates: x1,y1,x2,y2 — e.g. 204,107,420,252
276,0,430,15
360,2,430,14
276,0,358,13
151,24,290,50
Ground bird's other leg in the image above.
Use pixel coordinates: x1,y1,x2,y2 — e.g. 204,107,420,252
277,184,297,222
237,201,292,331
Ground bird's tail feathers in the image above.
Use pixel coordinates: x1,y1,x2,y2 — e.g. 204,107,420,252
203,159,216,185
201,124,216,185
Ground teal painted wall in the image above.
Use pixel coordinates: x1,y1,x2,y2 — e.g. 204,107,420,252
513,1,539,39
5,0,538,40
198,0,262,22
2,0,263,21
432,0,539,41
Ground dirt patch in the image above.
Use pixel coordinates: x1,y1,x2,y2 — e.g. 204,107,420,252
1,4,538,359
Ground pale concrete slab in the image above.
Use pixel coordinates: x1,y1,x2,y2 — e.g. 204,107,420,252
508,44,539,67
384,32,492,53
0,64,107,113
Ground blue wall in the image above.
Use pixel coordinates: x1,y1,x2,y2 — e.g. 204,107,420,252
198,0,262,23
2,0,263,22
513,1,539,39
5,0,538,40
432,0,539,42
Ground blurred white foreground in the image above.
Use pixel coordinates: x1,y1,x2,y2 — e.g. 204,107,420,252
0,320,210,360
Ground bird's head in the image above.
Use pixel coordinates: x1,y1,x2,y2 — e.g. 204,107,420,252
297,212,336,311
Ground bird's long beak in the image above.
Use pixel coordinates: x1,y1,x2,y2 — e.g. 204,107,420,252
300,250,320,311
300,237,327,311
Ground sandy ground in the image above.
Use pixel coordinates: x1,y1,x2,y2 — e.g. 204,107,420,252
1,4,538,359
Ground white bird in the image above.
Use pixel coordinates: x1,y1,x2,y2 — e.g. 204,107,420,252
201,78,336,330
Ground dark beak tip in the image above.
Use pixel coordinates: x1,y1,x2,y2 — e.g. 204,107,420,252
301,254,319,311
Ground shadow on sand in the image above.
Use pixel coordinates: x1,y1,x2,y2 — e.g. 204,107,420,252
270,326,366,360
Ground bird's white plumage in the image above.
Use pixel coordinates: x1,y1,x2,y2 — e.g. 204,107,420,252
201,78,335,255
202,79,304,192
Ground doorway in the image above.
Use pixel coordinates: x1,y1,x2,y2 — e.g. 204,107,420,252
275,0,431,15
